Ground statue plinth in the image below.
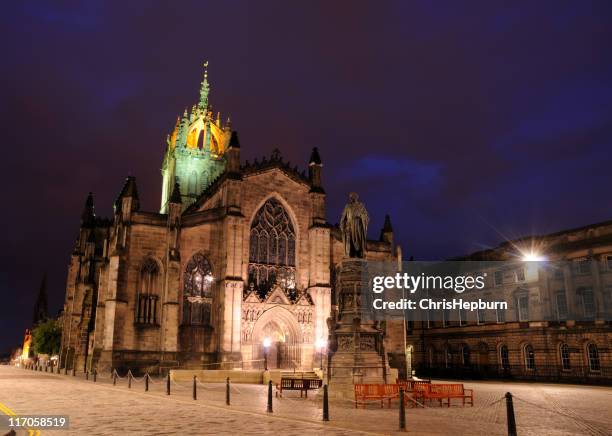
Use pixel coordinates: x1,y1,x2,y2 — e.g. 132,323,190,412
327,258,388,398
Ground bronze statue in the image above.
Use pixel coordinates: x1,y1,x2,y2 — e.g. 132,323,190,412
340,192,369,258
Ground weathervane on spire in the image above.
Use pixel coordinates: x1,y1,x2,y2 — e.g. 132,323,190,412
199,60,210,110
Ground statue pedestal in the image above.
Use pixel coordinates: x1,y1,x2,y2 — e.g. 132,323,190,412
327,258,388,399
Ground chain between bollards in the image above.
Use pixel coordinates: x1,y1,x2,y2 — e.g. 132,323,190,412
322,384,329,421
193,375,197,400
166,372,170,395
145,374,149,392
399,388,406,431
505,392,517,436
267,380,273,413
226,377,230,405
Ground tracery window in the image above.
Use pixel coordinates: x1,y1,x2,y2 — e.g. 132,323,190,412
248,198,296,297
136,258,159,325
182,253,213,326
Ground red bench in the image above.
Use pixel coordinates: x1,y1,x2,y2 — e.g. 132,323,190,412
354,384,403,408
423,383,474,407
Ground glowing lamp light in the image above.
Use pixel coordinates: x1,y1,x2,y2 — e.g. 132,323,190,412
521,251,547,262
263,337,272,348
316,338,327,350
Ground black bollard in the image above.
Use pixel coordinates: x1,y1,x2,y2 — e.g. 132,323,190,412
93,369,97,382
193,375,197,400
72,367,76,377
57,364,60,374
128,372,132,389
85,370,89,380
166,372,170,395
64,366,67,375
145,374,149,391
113,371,117,386
323,384,329,421
505,392,517,436
44,364,48,373
399,388,406,431
226,377,230,406
267,380,273,413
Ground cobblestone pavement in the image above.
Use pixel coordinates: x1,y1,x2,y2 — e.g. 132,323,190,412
1,366,611,435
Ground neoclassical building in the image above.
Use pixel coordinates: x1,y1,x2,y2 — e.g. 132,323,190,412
406,221,612,383
60,66,397,373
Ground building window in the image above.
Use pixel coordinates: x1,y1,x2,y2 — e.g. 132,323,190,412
496,306,506,323
494,270,503,286
587,343,601,372
515,268,525,282
575,258,591,275
555,291,568,321
517,294,529,321
606,255,612,271
461,345,470,366
499,345,510,370
560,343,570,370
136,259,159,324
445,347,452,368
136,258,159,324
182,253,213,326
553,267,564,280
524,344,535,370
443,309,451,327
458,308,467,326
427,347,434,367
579,288,596,319
477,307,486,324
248,198,296,298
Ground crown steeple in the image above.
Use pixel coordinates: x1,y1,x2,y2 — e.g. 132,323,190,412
160,62,233,213
198,61,210,110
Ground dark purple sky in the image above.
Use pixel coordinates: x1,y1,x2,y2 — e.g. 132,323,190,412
2,1,612,353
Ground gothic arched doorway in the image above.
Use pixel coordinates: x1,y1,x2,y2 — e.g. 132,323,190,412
251,307,302,370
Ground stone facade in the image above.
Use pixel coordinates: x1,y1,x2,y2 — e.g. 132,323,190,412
405,221,612,383
59,68,396,374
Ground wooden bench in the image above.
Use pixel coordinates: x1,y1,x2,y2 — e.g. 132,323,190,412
423,383,474,407
354,384,402,408
275,377,322,398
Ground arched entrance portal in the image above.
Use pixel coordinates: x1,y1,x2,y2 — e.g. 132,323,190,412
251,307,302,370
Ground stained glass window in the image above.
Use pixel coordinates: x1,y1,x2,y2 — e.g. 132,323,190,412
248,198,296,297
182,253,213,325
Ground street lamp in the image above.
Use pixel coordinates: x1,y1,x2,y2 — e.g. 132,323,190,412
263,337,271,371
316,338,327,370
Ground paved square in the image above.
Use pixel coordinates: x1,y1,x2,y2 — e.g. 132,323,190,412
0,366,610,435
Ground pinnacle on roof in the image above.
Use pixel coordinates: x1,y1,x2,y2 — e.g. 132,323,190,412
169,179,182,204
309,147,322,165
229,130,240,149
81,192,95,227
